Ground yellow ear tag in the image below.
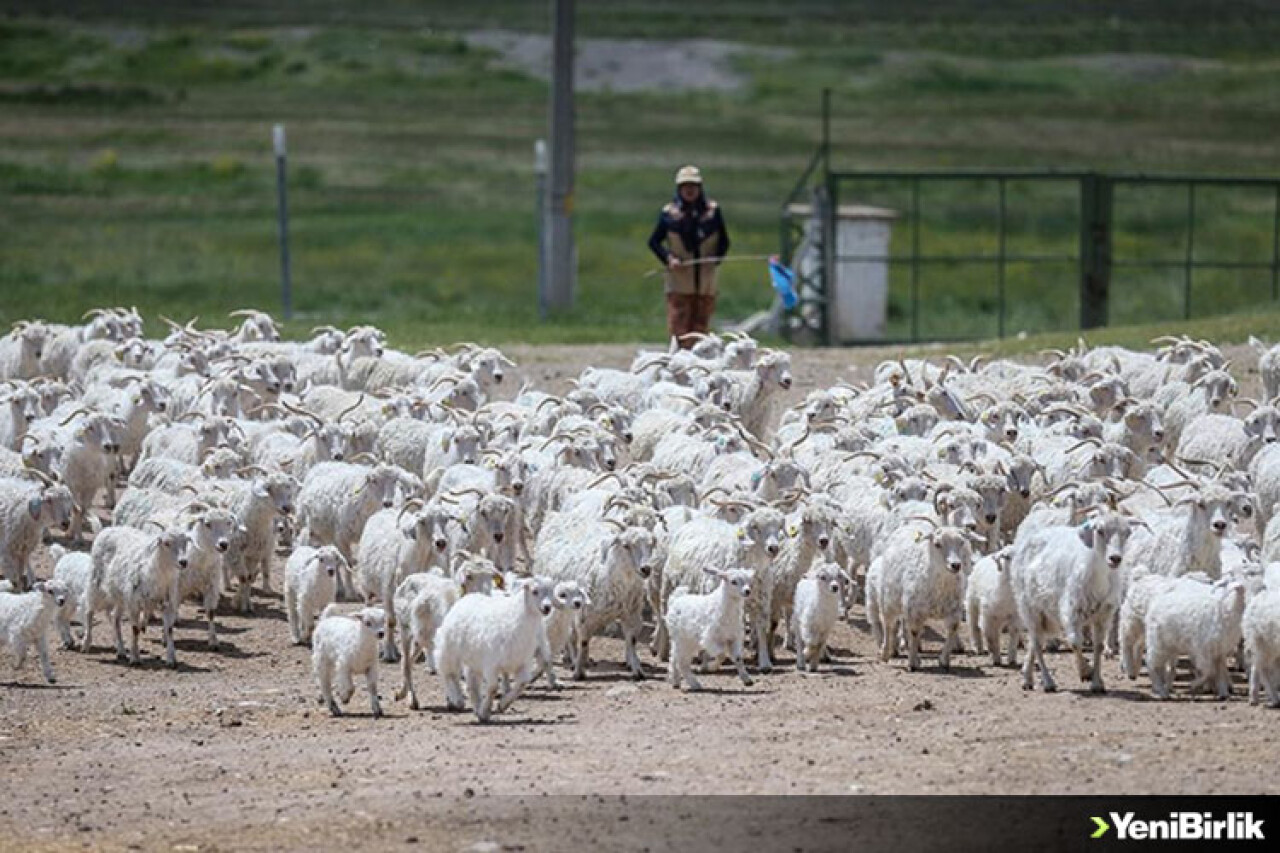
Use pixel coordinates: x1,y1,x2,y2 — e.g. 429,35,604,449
493,573,505,590
787,524,799,537
485,458,497,469
914,531,924,543
873,472,885,484
736,528,745,540
441,436,449,451
936,449,946,458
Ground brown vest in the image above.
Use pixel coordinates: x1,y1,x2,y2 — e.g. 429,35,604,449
661,200,722,296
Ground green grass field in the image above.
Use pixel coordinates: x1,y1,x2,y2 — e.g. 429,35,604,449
4,1,1280,347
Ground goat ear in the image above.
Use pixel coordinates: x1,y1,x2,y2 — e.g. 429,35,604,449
27,497,42,520
1077,521,1095,548
402,522,417,540
252,480,270,498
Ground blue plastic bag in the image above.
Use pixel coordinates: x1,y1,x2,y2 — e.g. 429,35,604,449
769,255,798,310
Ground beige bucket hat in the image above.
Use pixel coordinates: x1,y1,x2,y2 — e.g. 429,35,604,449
674,165,703,185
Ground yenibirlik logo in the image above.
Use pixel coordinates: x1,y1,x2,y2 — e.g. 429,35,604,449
1091,812,1265,841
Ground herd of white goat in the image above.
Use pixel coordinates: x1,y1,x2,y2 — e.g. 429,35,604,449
3,308,1280,722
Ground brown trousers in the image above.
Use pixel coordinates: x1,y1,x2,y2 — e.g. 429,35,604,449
666,293,716,348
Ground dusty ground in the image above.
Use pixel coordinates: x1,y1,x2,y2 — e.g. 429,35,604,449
2,343,1276,852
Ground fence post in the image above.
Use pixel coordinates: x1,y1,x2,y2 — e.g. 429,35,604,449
273,124,292,321
818,177,838,346
544,0,577,313
1079,173,1112,330
535,139,549,318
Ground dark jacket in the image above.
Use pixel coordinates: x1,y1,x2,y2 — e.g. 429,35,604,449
647,192,730,295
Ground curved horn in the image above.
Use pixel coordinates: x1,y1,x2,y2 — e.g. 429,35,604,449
337,394,366,423
20,467,56,487
1126,477,1173,507
396,498,425,525
57,408,90,427
281,399,325,428
586,471,625,490
427,374,462,391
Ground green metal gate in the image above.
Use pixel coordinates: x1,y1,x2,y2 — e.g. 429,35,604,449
781,135,1280,345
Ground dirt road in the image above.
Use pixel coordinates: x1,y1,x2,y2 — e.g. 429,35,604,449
1,343,1275,851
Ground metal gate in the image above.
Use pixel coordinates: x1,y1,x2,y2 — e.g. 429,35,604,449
781,132,1280,345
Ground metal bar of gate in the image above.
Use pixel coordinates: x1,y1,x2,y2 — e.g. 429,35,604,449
1113,259,1278,270
910,178,920,342
1185,183,1196,320
997,178,1007,339
1272,184,1280,301
836,253,1077,264
824,173,840,346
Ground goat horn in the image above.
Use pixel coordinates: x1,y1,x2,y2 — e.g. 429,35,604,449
57,408,90,426
586,472,624,490
20,467,56,487
337,394,365,423
281,399,324,427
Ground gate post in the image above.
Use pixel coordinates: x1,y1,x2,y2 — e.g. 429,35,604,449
818,176,838,345
1080,173,1113,330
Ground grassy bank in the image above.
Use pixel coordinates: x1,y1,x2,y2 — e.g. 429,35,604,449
4,2,1280,346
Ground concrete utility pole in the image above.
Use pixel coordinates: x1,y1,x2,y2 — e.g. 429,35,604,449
534,139,549,317
544,0,576,312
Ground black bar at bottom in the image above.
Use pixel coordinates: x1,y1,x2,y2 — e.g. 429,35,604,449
373,796,1278,852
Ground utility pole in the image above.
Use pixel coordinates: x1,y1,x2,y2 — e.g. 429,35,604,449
534,139,549,317
544,0,576,312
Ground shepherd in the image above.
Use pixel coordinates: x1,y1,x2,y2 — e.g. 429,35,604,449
648,165,731,349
